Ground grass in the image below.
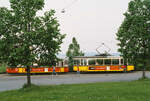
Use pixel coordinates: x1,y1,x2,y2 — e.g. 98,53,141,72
0,79,150,101
0,63,6,73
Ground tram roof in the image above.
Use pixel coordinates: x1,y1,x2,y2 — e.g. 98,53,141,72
73,56,122,59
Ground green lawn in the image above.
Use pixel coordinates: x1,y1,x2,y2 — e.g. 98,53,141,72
0,79,150,101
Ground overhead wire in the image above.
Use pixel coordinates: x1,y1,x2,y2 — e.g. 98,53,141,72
61,0,78,13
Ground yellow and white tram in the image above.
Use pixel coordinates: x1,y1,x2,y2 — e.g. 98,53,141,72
73,56,134,72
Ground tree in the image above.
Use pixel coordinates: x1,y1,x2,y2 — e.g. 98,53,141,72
0,0,65,87
116,0,150,78
66,37,84,71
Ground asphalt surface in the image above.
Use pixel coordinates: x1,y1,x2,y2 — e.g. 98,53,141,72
0,71,150,92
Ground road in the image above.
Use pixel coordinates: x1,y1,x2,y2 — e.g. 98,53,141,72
0,71,150,92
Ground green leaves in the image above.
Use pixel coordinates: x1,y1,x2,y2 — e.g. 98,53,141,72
66,37,84,68
0,0,65,67
116,0,150,66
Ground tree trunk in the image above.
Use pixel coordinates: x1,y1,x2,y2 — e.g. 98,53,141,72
27,65,31,86
142,66,146,78
142,61,146,79
26,1,31,87
142,47,147,79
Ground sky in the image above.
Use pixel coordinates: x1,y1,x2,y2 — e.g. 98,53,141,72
0,0,131,55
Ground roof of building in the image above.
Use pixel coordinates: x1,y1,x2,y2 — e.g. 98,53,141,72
73,56,122,59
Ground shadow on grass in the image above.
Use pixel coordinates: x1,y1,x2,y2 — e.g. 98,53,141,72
20,83,40,92
138,76,150,81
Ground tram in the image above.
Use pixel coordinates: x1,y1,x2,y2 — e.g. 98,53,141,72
73,56,134,72
6,56,134,74
6,60,69,74
6,67,69,74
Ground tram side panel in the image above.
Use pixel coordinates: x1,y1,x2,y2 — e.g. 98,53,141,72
73,65,134,72
73,66,89,72
7,67,69,74
127,65,134,71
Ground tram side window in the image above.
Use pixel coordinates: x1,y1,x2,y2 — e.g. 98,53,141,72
121,59,124,65
64,60,68,66
112,59,119,65
97,59,103,65
84,60,87,65
81,59,85,65
73,60,76,65
89,60,95,65
104,59,111,65
74,60,80,65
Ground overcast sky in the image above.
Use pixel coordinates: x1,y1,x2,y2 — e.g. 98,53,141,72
0,0,131,55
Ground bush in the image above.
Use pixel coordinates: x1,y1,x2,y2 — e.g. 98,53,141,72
0,63,7,73
135,63,150,71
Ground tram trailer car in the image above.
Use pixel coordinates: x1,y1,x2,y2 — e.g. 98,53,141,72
7,67,69,74
73,56,134,72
